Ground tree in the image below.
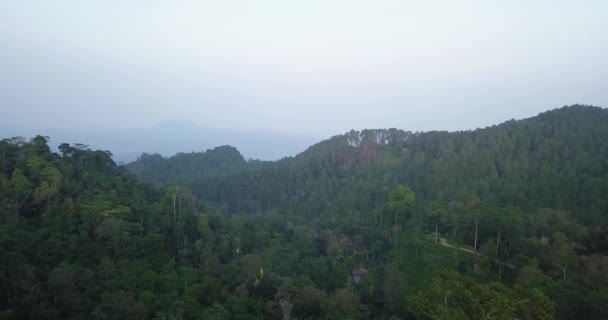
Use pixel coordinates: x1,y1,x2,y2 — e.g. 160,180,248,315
9,168,31,206
411,271,555,320
27,157,62,204
550,232,577,281
387,186,416,227
327,287,367,320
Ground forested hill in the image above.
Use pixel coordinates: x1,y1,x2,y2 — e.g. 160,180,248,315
3,104,608,319
125,145,267,186
130,105,608,224
124,104,608,318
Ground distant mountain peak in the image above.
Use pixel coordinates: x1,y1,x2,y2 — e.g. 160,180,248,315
152,119,201,130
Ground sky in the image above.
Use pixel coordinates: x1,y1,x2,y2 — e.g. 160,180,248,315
1,0,607,137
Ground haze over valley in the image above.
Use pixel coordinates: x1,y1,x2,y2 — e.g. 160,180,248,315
0,120,320,162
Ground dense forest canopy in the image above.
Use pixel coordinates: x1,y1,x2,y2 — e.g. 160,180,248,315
1,105,607,319
130,105,608,224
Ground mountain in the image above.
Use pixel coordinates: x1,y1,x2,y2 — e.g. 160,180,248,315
131,105,608,223
125,145,265,186
3,104,608,319
124,104,608,318
0,121,320,162
0,128,559,320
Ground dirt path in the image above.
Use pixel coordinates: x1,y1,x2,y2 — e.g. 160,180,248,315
438,237,477,254
437,237,515,269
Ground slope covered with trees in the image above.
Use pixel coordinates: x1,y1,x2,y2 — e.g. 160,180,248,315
160,105,607,222
1,105,607,319
125,145,266,187
126,104,608,319
4,136,539,319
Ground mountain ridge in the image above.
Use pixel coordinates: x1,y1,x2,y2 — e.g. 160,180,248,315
126,104,608,226
3,104,607,319
0,122,320,163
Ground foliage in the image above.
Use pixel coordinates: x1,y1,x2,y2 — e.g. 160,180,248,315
2,105,608,319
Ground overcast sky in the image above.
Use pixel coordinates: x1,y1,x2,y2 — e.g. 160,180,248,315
1,1,607,137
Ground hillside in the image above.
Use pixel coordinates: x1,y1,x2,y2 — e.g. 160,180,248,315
2,105,607,319
125,145,266,186
125,104,608,319
135,105,607,223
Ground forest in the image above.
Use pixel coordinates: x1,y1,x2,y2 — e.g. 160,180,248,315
1,105,608,319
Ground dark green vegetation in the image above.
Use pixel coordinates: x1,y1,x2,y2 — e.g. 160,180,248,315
125,145,264,187
1,105,607,319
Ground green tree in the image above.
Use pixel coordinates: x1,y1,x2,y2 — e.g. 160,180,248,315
550,232,577,281
9,168,31,206
387,186,416,227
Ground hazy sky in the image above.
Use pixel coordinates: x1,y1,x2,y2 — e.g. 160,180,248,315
1,1,607,137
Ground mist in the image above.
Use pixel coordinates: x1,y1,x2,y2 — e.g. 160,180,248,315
1,0,607,154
